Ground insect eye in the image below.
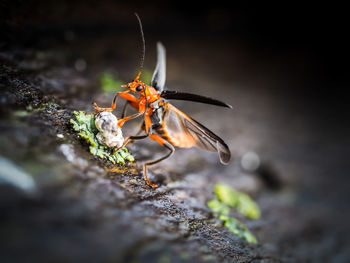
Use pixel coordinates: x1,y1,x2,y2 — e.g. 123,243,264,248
136,85,142,92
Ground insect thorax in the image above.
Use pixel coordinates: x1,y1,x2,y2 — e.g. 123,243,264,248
149,100,165,129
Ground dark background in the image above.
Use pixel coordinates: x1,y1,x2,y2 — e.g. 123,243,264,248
1,1,349,262
1,0,348,118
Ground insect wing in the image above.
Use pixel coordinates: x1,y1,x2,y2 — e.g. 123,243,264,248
151,42,166,92
162,103,231,164
161,90,232,108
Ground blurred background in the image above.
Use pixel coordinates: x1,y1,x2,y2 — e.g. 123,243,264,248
1,1,349,262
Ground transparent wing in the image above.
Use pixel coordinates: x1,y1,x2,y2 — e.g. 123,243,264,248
151,42,166,92
162,103,231,164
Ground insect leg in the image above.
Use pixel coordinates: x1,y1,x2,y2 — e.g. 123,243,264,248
117,110,145,128
93,93,119,112
116,114,151,151
143,134,175,188
118,92,139,104
114,114,150,158
121,101,129,118
118,88,148,128
93,91,139,112
126,122,145,146
113,130,149,155
118,83,150,127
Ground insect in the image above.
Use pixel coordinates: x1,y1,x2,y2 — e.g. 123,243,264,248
94,14,231,187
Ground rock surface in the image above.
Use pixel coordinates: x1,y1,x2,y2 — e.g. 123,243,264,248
1,2,349,262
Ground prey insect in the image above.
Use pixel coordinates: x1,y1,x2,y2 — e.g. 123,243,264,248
94,14,231,188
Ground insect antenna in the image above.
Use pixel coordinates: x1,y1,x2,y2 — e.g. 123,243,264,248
134,12,146,73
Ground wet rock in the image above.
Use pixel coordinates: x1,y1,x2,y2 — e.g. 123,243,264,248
0,156,37,193
1,17,349,263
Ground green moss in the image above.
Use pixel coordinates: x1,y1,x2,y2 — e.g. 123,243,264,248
215,184,260,219
207,184,260,244
100,73,124,92
12,102,61,118
220,215,258,244
70,110,134,165
214,184,238,207
179,251,190,260
100,69,153,93
140,69,153,84
157,255,171,263
207,199,230,216
13,110,30,117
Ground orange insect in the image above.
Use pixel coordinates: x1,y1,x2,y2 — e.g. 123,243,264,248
94,14,231,187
